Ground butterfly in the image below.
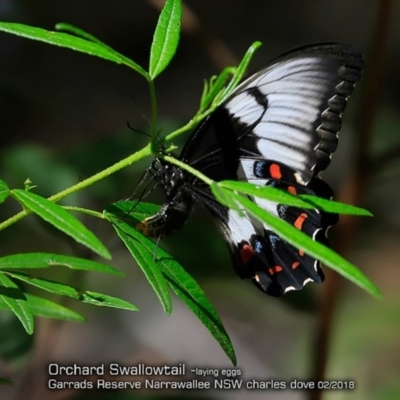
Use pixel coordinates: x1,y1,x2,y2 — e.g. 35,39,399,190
136,43,364,297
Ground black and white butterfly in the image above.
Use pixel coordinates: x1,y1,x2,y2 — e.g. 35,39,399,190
136,43,364,297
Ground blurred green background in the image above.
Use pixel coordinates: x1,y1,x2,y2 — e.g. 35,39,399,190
0,1,399,400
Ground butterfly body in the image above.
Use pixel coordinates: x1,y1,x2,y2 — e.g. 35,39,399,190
137,43,364,296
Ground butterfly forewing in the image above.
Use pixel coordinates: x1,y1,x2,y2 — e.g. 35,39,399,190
224,45,362,184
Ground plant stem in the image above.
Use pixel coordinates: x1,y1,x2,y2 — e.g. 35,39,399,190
62,206,105,219
163,108,213,143
161,155,213,185
0,144,152,231
50,144,152,202
148,79,159,142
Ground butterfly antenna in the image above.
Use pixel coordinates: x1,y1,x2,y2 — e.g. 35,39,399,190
131,94,151,125
125,94,153,139
126,121,151,138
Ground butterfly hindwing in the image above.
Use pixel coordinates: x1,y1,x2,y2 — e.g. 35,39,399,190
224,161,337,296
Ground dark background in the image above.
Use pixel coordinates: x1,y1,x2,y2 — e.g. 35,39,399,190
0,1,399,400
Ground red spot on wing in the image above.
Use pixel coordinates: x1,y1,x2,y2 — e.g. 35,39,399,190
291,261,300,269
299,249,305,256
240,243,254,264
269,163,282,179
288,186,297,195
268,265,283,275
294,212,308,230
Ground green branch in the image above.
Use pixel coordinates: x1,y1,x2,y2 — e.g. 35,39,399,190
161,155,214,185
0,144,153,231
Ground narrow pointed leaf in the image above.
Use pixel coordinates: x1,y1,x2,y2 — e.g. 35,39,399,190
211,182,243,214
0,293,85,322
106,201,236,364
0,293,83,322
6,272,138,311
161,259,236,365
220,180,324,209
233,193,381,298
0,273,34,334
12,189,111,259
149,0,182,79
299,194,373,216
114,201,161,221
220,180,372,216
105,204,172,315
0,22,147,77
200,67,235,111
220,41,262,102
0,179,10,203
0,253,122,275
81,291,139,310
55,22,112,48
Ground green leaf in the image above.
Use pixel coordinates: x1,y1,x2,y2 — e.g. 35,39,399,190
219,41,262,103
80,291,139,310
149,0,182,79
105,203,172,315
117,201,161,221
218,180,372,216
55,22,112,48
0,253,122,276
199,41,262,112
0,179,10,203
161,259,237,365
106,201,236,364
0,293,84,322
299,194,373,216
232,193,381,298
6,272,138,311
11,189,111,260
211,182,243,214
218,180,320,209
0,304,34,360
200,67,236,111
0,22,147,78
0,273,34,334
